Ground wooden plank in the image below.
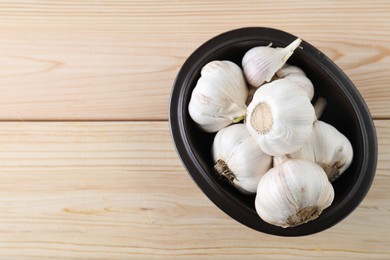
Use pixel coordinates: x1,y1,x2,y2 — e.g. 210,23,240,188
0,0,389,120
0,121,388,259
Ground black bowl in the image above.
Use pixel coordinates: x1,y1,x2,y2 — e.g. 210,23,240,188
169,27,377,236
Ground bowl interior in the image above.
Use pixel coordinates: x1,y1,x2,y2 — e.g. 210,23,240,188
171,28,376,236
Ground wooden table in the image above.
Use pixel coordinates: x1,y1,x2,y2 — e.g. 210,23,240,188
0,1,389,258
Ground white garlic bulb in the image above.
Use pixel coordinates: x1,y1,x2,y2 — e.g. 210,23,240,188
255,159,334,228
246,79,316,156
276,64,314,100
242,38,302,88
212,124,272,194
286,98,353,181
288,121,353,182
189,60,248,133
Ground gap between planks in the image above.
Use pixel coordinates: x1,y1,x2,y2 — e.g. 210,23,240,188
0,119,170,122
0,118,388,122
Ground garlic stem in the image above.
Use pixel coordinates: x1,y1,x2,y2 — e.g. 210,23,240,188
287,38,303,51
314,97,327,119
273,155,288,167
232,115,245,123
214,159,235,183
281,38,303,62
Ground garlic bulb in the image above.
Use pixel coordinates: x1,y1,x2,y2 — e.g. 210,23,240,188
212,124,272,194
255,159,334,228
276,64,314,100
189,60,248,133
287,99,353,181
246,79,316,156
242,38,302,88
288,121,353,181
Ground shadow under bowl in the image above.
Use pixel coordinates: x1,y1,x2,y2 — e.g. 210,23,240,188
169,27,377,236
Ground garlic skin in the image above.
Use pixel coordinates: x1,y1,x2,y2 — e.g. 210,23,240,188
276,64,314,100
246,79,316,156
189,60,248,133
242,38,302,88
255,159,334,228
288,120,353,182
212,124,272,194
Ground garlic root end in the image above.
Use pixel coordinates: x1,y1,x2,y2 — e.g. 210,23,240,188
250,103,273,134
214,159,236,183
286,206,321,227
322,164,341,182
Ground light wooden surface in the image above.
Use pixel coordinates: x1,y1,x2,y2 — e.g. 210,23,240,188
0,121,389,259
0,0,389,120
0,0,389,259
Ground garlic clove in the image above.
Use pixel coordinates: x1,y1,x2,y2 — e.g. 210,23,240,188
276,64,314,100
246,79,316,156
188,60,248,133
212,124,272,194
242,38,302,88
255,159,334,228
288,120,353,182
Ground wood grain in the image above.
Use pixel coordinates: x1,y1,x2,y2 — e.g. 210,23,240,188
1,1,389,259
0,0,389,120
0,121,388,259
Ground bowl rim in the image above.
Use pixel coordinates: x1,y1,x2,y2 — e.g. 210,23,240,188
168,27,378,236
